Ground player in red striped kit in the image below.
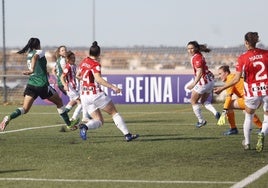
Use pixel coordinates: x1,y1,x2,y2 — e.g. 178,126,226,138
61,51,82,127
76,41,139,142
186,41,220,128
214,32,268,151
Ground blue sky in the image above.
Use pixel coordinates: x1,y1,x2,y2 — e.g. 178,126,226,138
1,0,267,48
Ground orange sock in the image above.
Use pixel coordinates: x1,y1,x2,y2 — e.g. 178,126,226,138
227,111,237,129
253,114,262,129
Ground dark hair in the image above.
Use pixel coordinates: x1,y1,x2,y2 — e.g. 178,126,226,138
66,51,75,59
187,41,211,53
17,38,40,54
218,65,230,74
244,32,259,47
89,41,101,57
55,45,67,59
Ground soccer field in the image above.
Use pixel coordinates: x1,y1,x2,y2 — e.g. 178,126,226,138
0,104,267,188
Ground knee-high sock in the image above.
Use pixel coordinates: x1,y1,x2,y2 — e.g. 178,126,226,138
192,104,204,123
204,101,217,116
113,113,129,135
85,119,102,130
253,114,262,129
10,107,25,120
71,104,82,120
261,114,268,135
227,111,236,129
65,104,72,113
57,107,70,126
243,113,253,145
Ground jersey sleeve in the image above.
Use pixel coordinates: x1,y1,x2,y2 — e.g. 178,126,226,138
193,54,203,68
236,55,244,72
91,62,101,74
60,58,66,70
223,75,235,109
35,50,45,58
62,63,70,75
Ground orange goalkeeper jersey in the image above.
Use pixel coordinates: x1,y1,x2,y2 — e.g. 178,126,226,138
223,73,244,109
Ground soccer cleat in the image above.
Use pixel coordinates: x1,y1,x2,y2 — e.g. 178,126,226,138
0,116,10,131
79,124,88,140
196,120,207,128
125,133,139,142
215,112,221,120
256,133,264,152
224,128,238,135
67,118,80,131
242,140,250,150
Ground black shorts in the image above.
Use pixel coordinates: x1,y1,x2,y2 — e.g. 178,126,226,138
24,84,57,100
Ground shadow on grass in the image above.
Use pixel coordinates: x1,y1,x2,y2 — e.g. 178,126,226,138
83,133,220,143
0,169,37,174
139,134,220,142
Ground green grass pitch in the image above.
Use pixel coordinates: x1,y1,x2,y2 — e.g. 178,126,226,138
0,104,268,188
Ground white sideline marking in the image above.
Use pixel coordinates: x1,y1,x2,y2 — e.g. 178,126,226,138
0,124,63,134
0,178,236,184
230,164,268,188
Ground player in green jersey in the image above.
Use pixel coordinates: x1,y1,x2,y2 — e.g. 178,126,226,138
0,38,79,131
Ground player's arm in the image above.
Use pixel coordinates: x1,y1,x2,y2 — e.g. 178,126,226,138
187,67,202,90
217,79,235,126
60,67,69,91
214,72,241,94
23,54,38,75
94,72,121,93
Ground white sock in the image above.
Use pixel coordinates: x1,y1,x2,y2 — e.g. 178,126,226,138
85,119,102,130
82,108,91,121
204,101,217,116
243,113,253,145
57,106,66,114
113,113,129,135
192,104,204,123
71,104,82,120
65,104,72,111
261,114,268,135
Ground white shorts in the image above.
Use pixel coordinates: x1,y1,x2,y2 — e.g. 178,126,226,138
80,92,111,114
66,86,80,101
245,95,268,111
193,81,215,95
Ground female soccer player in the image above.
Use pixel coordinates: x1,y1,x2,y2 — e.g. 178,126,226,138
214,32,268,151
0,38,79,131
77,41,139,141
60,51,82,122
216,65,262,135
186,41,220,128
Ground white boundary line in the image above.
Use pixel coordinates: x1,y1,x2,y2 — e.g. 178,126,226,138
0,124,63,134
0,178,236,185
230,164,268,188
0,115,266,187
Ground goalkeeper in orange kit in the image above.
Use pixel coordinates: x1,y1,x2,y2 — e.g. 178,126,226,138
216,65,262,135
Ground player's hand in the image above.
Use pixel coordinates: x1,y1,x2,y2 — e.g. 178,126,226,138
214,87,223,95
217,110,227,126
112,86,121,94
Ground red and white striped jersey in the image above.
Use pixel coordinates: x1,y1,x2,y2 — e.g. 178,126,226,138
191,52,214,85
62,63,78,90
236,48,268,97
78,57,102,95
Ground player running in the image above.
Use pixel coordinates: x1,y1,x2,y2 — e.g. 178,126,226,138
186,41,220,128
77,41,139,142
0,38,79,131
